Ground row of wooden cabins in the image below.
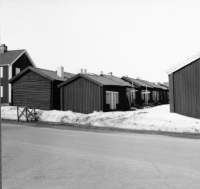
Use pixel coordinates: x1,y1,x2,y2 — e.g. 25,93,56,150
1,44,169,114
8,66,169,114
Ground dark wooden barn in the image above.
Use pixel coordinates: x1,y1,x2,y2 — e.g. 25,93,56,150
122,76,154,106
9,66,74,110
167,52,200,119
58,73,132,114
0,44,36,105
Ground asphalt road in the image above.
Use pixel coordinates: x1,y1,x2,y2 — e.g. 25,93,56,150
2,123,200,189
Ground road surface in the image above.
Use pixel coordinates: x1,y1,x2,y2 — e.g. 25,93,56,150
2,123,200,189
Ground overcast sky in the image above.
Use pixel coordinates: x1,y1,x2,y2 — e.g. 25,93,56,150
1,0,200,82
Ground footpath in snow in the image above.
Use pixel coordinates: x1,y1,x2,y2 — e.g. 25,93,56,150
1,105,200,133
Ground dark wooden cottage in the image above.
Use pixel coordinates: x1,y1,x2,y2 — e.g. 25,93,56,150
122,76,153,106
100,73,136,108
167,52,200,118
137,79,167,105
157,83,169,104
9,66,74,110
0,44,36,105
58,73,132,114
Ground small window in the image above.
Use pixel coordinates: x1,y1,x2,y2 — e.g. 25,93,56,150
0,67,3,78
153,91,156,100
1,86,3,98
106,91,110,104
16,67,20,75
115,92,119,104
157,91,159,100
141,90,150,100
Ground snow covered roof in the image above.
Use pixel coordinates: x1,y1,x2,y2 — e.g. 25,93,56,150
166,51,200,75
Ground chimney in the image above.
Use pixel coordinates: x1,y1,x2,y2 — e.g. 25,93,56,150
0,44,8,54
108,72,112,76
83,69,87,74
98,71,103,76
57,66,64,78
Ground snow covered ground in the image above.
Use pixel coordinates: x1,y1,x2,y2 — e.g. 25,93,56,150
1,105,200,133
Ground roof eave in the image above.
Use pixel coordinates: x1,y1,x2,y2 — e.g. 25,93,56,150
9,66,54,83
166,52,200,75
8,50,26,66
58,74,104,88
24,50,37,68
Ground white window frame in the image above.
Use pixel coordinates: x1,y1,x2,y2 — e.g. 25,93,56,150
106,91,119,110
1,86,3,98
16,67,21,75
115,92,119,104
0,67,3,78
106,91,110,104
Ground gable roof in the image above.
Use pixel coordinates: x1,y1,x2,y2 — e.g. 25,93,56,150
137,79,163,89
0,50,36,67
162,82,169,88
9,66,74,83
166,51,200,75
102,74,132,87
58,73,131,88
157,84,168,90
158,82,169,89
121,76,153,88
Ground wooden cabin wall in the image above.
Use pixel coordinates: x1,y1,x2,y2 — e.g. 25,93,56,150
173,59,200,118
12,70,52,110
61,77,101,114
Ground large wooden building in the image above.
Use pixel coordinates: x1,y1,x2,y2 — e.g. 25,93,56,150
0,44,36,105
9,66,74,110
58,73,132,114
166,52,200,118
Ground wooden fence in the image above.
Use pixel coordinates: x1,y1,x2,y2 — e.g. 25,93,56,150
17,106,38,122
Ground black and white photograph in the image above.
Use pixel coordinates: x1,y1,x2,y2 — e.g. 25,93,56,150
1,0,200,188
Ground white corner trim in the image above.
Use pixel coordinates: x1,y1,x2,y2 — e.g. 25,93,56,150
24,50,36,68
8,65,12,103
166,51,200,75
10,50,26,66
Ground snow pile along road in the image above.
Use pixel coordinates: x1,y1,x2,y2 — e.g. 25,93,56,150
1,105,200,133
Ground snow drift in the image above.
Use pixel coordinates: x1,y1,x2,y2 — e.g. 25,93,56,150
1,105,200,133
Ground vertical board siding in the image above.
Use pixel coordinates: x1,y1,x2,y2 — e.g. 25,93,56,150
12,70,52,110
62,77,101,114
169,73,174,112
173,59,200,118
196,62,200,118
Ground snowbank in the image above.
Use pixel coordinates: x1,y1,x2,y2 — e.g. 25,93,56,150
1,105,200,133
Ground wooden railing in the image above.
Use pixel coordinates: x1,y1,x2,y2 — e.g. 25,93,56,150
17,106,38,122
